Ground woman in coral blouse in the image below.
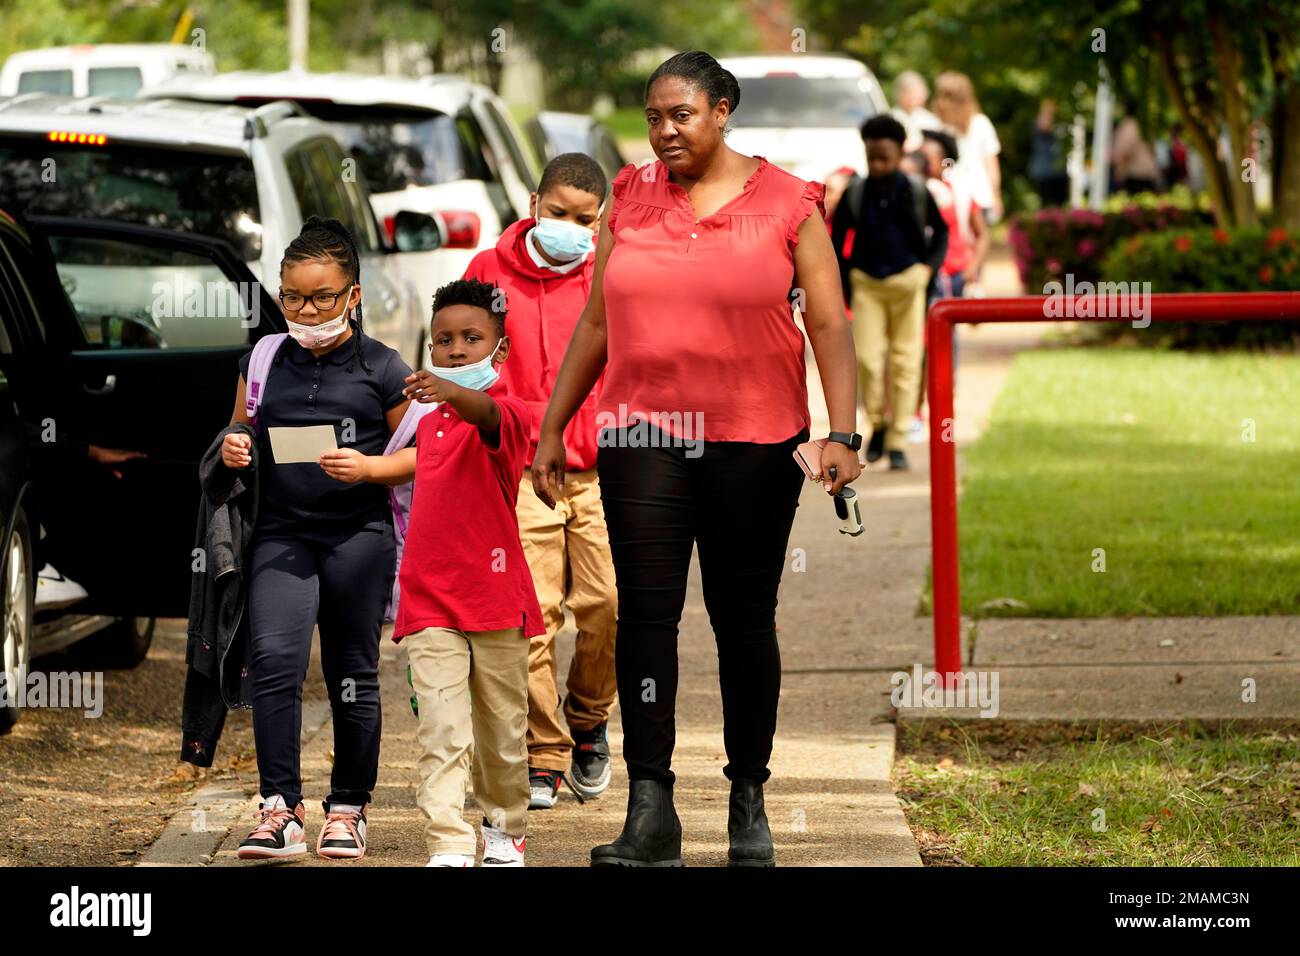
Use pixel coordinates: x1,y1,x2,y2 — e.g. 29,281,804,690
532,51,861,867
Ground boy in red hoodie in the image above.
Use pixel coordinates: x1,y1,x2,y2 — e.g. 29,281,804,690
463,153,617,809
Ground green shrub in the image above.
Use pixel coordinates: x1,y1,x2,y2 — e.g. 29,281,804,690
1009,199,1213,293
1097,226,1300,348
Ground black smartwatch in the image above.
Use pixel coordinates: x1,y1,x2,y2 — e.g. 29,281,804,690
827,431,863,451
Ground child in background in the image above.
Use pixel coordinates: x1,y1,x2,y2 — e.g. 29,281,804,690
364,278,544,867
921,129,989,301
462,152,619,809
831,114,947,472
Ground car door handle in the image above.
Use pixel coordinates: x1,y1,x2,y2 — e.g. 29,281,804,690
82,374,116,396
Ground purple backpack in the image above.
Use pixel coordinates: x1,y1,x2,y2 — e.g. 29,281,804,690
244,333,436,621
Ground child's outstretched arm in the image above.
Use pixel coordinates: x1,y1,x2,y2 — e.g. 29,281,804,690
401,372,501,436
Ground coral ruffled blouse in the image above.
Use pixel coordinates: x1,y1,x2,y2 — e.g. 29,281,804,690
600,156,826,443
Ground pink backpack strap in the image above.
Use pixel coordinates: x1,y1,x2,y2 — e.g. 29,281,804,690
383,400,440,622
245,333,289,431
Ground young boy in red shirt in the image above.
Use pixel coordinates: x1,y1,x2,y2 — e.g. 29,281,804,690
463,153,618,809
363,277,544,866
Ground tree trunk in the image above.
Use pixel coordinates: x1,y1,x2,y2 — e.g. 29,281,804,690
1154,28,1234,227
1267,19,1300,228
1209,12,1260,226
1275,84,1300,228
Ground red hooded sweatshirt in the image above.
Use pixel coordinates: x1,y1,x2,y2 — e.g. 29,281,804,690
463,218,601,471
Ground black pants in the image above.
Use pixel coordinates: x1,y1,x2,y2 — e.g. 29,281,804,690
596,424,808,785
246,523,394,809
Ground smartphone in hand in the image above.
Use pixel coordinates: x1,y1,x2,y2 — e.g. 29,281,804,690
793,438,827,480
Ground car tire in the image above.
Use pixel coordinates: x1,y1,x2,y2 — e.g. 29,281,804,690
75,616,155,670
0,509,35,732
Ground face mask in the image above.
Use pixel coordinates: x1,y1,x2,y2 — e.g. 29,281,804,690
427,338,503,391
532,216,596,261
286,285,353,349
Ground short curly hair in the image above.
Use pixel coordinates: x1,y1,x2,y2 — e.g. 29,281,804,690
431,278,506,336
860,114,907,146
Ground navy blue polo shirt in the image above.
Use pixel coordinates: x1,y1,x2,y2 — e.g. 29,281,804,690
853,172,921,279
238,329,412,534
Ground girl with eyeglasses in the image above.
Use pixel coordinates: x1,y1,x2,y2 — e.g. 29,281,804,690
219,216,414,861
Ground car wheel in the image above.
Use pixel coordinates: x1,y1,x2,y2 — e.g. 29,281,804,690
0,510,34,732
75,616,155,669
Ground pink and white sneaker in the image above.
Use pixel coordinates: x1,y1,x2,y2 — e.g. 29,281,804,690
237,795,307,860
316,802,368,859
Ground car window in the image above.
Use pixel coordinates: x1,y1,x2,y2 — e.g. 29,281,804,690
729,76,878,128
455,110,498,183
457,111,515,227
44,234,252,349
88,67,143,97
314,139,380,253
288,139,347,223
0,138,263,260
0,228,47,345
482,101,538,192
17,69,73,95
300,104,470,192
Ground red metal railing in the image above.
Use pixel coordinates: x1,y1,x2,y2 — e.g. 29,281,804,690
925,291,1300,683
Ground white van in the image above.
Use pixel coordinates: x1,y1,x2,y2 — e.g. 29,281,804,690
717,54,888,183
0,44,215,99
142,70,544,361
0,94,434,366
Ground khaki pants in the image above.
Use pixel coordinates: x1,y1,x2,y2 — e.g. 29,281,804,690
515,469,618,772
849,262,930,451
405,625,529,857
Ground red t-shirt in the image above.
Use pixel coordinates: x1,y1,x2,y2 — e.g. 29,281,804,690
393,379,545,640
930,178,972,276
600,157,824,444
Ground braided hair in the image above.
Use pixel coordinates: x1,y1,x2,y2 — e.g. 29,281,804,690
280,216,371,373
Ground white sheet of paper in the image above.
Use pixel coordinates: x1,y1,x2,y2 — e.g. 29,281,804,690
268,425,338,464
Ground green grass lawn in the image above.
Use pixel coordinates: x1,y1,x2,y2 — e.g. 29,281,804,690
895,721,1300,866
953,349,1300,617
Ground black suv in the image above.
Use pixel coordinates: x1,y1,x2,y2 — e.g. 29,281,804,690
0,208,282,727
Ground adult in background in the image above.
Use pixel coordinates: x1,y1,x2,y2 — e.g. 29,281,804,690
934,71,1003,224
532,50,861,867
891,70,942,155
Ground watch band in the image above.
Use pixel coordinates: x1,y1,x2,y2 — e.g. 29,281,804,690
827,430,862,451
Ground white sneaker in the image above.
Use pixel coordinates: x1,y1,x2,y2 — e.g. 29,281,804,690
35,564,88,610
480,819,525,867
426,853,473,867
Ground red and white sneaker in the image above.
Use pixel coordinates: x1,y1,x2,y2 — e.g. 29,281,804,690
426,853,473,867
237,795,307,860
316,802,367,859
480,818,525,867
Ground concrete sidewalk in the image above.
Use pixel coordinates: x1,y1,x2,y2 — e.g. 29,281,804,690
159,462,926,867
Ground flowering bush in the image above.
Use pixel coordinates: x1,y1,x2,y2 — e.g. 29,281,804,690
1097,226,1300,348
1009,203,1214,292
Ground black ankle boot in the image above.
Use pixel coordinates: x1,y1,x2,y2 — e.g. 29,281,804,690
591,779,683,867
727,778,774,867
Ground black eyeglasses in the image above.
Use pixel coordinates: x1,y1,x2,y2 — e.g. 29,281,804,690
278,288,351,312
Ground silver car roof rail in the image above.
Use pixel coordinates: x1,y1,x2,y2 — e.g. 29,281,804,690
243,99,309,140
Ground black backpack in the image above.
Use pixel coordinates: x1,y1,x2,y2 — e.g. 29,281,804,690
842,172,929,240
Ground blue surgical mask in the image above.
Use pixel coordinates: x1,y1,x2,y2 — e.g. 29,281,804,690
532,216,596,261
427,338,503,391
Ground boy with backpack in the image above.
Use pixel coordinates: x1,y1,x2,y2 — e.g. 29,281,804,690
831,114,948,471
